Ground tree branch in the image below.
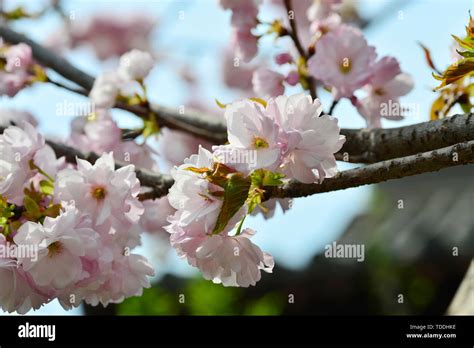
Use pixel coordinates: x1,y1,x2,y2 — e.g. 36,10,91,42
270,140,474,199
338,113,474,163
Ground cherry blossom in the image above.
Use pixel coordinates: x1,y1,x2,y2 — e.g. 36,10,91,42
231,28,259,63
221,0,262,62
0,42,35,97
55,152,143,229
0,235,47,314
0,122,46,205
308,25,376,100
356,56,414,128
215,99,281,173
14,206,100,290
70,14,156,60
252,68,285,98
168,146,224,226
118,49,155,81
89,71,123,109
166,213,273,287
268,93,345,183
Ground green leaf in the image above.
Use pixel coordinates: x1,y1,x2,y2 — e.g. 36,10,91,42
23,195,41,220
457,49,474,58
39,180,54,195
262,171,285,186
215,99,228,109
452,34,474,51
212,173,251,235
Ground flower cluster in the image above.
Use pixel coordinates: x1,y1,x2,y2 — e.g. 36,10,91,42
89,49,155,110
219,0,413,128
0,40,36,97
0,122,154,314
220,0,262,62
308,25,413,127
166,93,344,287
79,49,159,170
46,13,156,60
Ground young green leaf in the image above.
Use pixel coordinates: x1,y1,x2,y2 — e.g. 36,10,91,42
212,173,251,235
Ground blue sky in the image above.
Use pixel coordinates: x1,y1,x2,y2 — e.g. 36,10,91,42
1,0,472,315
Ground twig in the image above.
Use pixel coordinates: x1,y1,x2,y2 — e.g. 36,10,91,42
282,0,317,100
327,99,339,116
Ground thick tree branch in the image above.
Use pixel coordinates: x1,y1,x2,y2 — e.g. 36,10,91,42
270,140,474,199
338,113,474,163
0,26,95,90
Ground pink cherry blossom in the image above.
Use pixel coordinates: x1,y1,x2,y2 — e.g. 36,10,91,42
222,48,256,91
89,71,122,109
0,72,29,97
194,228,274,287
168,146,224,226
4,43,33,73
70,14,156,60
0,235,47,314
55,152,143,229
356,56,414,128
252,68,285,98
14,206,100,290
275,52,293,65
220,0,261,30
77,250,154,307
214,99,281,173
221,0,261,62
307,0,342,22
285,71,300,86
308,25,376,100
69,112,158,171
0,42,34,97
166,215,273,287
310,12,342,36
231,28,259,63
268,93,345,183
0,122,45,205
69,113,121,154
118,49,154,81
